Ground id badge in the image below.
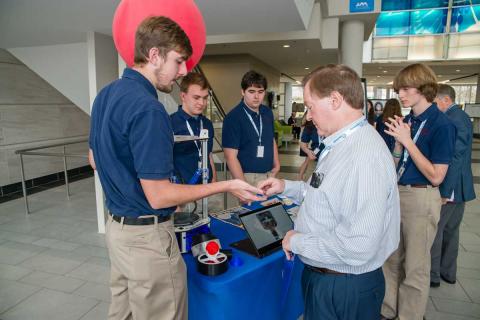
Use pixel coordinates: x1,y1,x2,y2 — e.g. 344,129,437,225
257,145,264,158
199,129,209,138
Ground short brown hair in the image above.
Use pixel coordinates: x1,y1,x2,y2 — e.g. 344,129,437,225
134,16,193,65
393,63,438,102
302,64,364,110
381,99,402,123
180,72,208,93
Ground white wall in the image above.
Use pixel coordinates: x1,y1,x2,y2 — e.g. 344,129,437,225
8,43,90,115
0,49,89,186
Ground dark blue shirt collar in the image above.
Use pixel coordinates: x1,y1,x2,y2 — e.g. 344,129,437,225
241,100,266,116
122,68,158,99
446,103,457,113
409,103,435,122
176,105,204,122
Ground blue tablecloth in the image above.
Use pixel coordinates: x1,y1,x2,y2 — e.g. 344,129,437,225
184,218,304,320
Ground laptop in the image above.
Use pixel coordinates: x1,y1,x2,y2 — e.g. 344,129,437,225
230,203,294,258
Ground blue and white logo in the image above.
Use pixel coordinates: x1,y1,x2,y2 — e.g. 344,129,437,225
350,0,374,13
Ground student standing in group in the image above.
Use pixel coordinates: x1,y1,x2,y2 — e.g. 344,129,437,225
170,72,217,184
222,70,280,188
89,17,264,320
381,63,456,320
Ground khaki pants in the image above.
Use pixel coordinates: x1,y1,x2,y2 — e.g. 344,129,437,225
105,215,187,320
382,185,441,320
244,172,270,186
226,172,270,208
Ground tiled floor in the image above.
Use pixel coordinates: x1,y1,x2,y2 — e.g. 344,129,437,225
0,141,479,319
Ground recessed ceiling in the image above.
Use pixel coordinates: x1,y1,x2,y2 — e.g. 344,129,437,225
205,39,338,79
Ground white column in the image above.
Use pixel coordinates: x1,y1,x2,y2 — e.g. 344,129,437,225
285,82,293,118
341,20,365,77
87,32,118,234
476,72,480,103
87,32,107,234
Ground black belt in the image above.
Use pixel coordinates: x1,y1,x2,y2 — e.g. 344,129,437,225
111,214,170,225
306,264,345,275
399,184,431,188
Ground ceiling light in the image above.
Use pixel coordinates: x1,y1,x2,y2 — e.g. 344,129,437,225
304,67,310,70
295,81,301,84
438,75,443,77
387,81,393,85
456,69,460,72
377,75,381,78
283,44,290,48
383,70,387,73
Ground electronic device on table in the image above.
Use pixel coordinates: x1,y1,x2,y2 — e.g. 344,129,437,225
173,132,211,253
230,203,294,258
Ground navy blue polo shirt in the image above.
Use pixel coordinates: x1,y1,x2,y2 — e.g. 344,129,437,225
376,117,396,152
89,68,176,218
170,106,214,183
301,126,323,160
301,127,320,149
398,104,456,185
222,100,275,173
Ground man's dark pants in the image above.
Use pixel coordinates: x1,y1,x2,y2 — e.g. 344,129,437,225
430,202,465,283
302,266,385,320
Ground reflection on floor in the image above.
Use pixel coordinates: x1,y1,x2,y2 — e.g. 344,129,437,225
0,140,479,320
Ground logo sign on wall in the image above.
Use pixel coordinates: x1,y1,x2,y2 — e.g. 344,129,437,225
350,0,374,13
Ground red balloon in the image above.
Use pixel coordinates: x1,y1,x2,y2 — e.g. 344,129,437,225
112,0,206,71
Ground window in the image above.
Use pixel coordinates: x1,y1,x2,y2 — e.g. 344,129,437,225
408,35,445,60
372,3,480,61
372,37,409,60
382,0,449,11
450,5,480,33
410,9,448,34
448,32,480,58
375,9,448,36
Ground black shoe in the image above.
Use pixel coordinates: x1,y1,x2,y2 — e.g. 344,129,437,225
430,281,440,288
441,274,456,284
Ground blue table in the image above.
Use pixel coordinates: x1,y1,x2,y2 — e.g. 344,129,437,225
184,218,304,320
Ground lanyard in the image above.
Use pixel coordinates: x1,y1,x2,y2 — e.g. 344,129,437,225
302,118,367,200
243,108,263,145
398,120,427,170
186,118,203,157
314,118,367,169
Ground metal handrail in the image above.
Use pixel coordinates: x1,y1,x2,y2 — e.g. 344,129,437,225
15,138,89,215
194,64,227,119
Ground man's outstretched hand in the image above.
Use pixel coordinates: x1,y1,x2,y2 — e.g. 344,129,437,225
257,178,285,197
228,179,266,204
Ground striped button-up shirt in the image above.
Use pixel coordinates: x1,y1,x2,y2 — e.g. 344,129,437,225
284,117,400,274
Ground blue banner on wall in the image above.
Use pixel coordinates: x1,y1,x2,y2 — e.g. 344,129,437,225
350,0,375,13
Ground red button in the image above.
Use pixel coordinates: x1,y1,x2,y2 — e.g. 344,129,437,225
206,241,219,255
